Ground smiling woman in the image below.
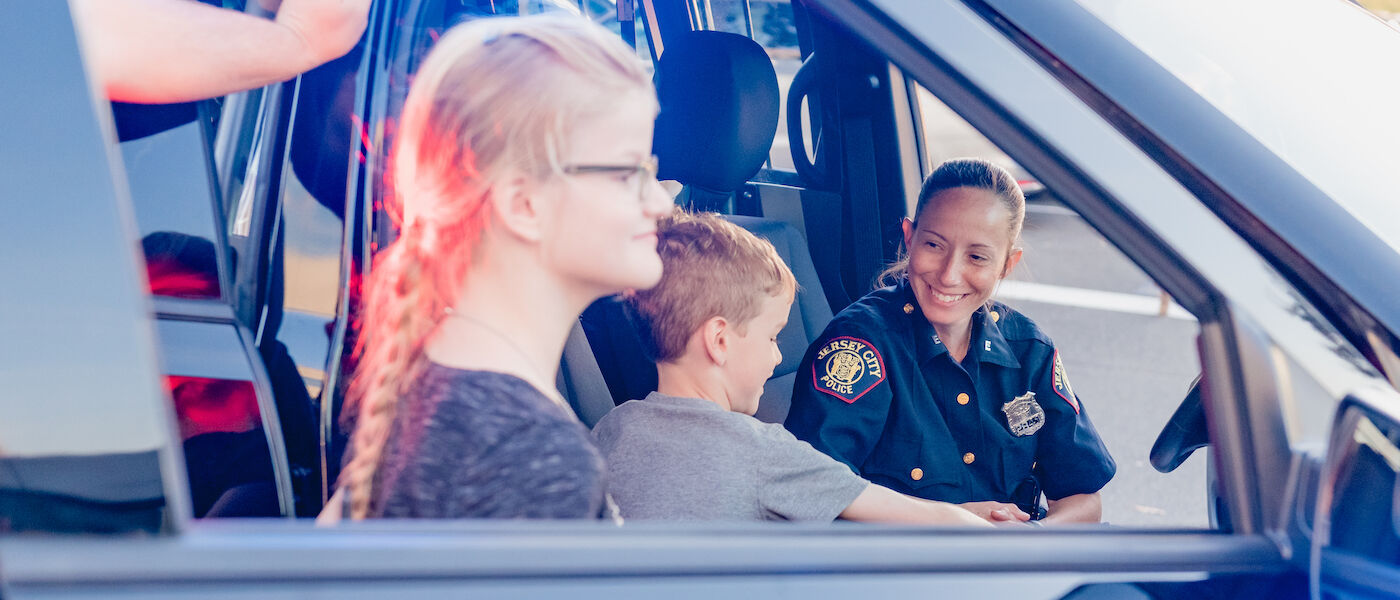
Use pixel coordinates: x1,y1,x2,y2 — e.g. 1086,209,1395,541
786,159,1116,525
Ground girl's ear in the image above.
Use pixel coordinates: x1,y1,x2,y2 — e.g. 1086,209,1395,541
486,169,546,243
901,217,915,253
699,316,730,366
1002,248,1024,278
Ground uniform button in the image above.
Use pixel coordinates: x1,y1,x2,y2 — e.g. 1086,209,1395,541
963,452,976,465
903,303,915,314
990,310,1000,323
911,468,923,481
956,392,970,405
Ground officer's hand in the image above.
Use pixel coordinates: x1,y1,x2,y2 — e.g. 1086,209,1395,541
958,501,1031,523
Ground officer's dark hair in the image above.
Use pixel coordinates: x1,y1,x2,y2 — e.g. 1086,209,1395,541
878,158,1025,287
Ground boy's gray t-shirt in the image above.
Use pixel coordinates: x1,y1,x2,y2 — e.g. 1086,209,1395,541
592,392,869,521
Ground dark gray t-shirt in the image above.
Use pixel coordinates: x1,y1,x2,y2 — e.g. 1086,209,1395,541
592,392,869,521
371,363,607,519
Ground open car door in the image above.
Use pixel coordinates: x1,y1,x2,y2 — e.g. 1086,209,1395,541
1313,387,1400,599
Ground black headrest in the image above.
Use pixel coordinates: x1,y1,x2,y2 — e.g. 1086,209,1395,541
653,31,779,193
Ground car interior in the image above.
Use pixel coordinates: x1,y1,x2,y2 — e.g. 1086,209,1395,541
15,0,1400,597
84,0,1375,560
100,0,1218,531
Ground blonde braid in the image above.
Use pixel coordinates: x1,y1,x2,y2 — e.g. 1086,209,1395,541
332,14,654,520
339,230,428,519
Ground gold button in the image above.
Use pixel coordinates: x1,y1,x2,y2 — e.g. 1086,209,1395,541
963,452,975,464
911,468,923,481
903,303,915,314
956,392,970,405
990,311,1000,323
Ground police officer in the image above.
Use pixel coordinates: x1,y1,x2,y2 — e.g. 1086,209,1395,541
786,159,1115,524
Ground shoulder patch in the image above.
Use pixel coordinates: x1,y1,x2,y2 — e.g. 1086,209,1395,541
811,336,886,404
1051,350,1080,413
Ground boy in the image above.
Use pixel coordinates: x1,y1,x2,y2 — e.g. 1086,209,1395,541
592,211,1009,525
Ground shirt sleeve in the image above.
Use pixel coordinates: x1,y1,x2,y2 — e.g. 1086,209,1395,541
758,425,871,521
784,324,895,474
1032,348,1116,500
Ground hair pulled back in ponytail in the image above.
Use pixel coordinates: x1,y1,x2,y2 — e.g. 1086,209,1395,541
878,158,1025,287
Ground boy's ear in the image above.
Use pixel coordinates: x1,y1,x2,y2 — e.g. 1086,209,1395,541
699,316,729,366
486,169,545,242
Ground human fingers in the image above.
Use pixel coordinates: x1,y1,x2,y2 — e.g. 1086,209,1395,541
277,0,371,63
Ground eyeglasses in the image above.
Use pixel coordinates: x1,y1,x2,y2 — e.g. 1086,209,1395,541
561,155,659,204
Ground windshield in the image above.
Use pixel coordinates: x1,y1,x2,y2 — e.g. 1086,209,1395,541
1075,0,1400,255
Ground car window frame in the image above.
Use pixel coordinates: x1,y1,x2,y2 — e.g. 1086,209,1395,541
815,0,1393,557
1,0,1358,591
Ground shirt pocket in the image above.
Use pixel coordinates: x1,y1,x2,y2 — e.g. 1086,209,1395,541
861,433,962,501
996,434,1040,500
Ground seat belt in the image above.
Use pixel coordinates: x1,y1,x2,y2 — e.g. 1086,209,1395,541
844,114,884,295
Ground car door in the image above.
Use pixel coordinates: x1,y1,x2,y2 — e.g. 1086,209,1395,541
1312,387,1400,599
0,0,189,534
799,0,1399,594
331,0,1360,594
8,1,1399,598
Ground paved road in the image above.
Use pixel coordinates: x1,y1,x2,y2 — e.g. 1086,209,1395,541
996,204,1210,528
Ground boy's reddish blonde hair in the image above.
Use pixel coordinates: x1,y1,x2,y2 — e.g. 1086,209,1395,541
629,210,796,362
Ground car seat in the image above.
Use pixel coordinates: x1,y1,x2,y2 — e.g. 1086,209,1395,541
576,30,833,424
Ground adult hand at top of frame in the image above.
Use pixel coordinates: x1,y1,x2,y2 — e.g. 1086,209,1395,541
73,0,371,104
272,0,371,66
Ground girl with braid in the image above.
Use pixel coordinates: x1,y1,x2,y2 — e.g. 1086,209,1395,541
324,15,670,521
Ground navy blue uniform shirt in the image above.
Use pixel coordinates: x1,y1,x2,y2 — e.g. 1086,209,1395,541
785,279,1115,505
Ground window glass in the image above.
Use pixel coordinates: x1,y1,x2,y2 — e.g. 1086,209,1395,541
912,86,1040,212
277,175,343,400
117,0,264,304
691,0,800,171
156,317,285,518
121,121,227,301
274,39,365,402
166,375,279,518
1074,0,1400,256
912,82,1207,528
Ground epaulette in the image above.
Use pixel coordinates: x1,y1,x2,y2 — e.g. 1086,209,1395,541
988,301,1054,347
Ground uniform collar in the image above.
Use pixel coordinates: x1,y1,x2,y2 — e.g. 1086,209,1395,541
898,278,1020,369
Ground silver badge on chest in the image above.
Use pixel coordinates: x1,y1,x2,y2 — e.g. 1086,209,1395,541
1003,391,1045,437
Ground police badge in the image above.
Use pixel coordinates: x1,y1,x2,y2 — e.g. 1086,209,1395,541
1003,392,1045,437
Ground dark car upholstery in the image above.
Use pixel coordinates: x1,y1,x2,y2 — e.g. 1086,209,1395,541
653,29,779,213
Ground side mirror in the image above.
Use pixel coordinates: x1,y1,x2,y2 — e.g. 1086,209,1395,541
1311,388,1400,599
1150,375,1208,473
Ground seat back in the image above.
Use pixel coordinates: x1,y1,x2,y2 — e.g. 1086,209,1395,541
653,30,779,213
557,319,617,428
570,30,832,423
725,216,834,422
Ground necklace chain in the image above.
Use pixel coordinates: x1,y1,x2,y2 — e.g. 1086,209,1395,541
442,307,575,416
442,308,621,525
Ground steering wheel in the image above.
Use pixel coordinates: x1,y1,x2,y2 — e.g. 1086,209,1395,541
1150,375,1209,473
